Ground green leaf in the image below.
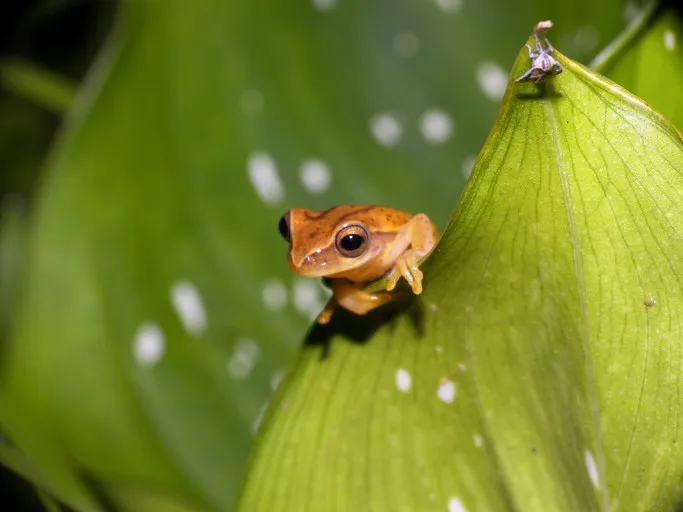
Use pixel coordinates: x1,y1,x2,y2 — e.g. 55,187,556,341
0,199,28,339
239,38,683,511
0,392,101,511
594,4,683,130
0,59,76,115
0,1,631,510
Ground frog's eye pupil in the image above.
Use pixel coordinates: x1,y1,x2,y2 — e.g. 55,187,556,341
340,234,363,251
335,224,369,257
278,215,291,242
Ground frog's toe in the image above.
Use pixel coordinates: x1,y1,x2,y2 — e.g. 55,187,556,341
407,265,423,294
316,298,336,324
385,268,400,291
316,311,332,324
386,257,426,294
391,259,413,291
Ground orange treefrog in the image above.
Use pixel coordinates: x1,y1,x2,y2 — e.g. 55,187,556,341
278,205,438,324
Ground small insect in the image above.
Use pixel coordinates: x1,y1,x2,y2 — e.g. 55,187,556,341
515,20,562,84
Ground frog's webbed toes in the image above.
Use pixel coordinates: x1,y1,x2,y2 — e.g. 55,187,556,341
385,266,402,292
408,265,423,294
385,254,424,295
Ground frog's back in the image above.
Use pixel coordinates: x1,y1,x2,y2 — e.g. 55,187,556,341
319,205,413,234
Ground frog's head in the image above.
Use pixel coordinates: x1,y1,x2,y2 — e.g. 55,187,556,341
278,206,389,278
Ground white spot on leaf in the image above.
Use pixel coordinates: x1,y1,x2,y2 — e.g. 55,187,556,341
299,159,331,194
227,337,261,380
370,113,403,147
437,379,456,403
396,368,412,392
252,401,269,434
262,278,288,311
271,368,286,390
133,323,165,366
461,154,476,180
293,278,326,320
476,61,508,102
419,109,454,144
312,0,336,11
473,434,483,447
435,0,463,14
240,89,264,114
448,497,467,512
584,450,600,489
170,281,207,336
393,31,420,58
664,30,676,50
247,152,284,206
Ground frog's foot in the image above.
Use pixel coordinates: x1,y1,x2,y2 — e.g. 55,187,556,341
380,212,436,295
319,279,396,322
385,250,424,294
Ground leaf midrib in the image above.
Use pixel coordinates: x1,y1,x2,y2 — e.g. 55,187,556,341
544,96,609,511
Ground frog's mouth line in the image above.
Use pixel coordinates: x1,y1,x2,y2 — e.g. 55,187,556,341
289,245,378,278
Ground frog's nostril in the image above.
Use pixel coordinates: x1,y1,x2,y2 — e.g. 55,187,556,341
278,214,291,242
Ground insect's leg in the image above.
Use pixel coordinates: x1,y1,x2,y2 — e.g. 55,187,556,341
544,35,554,53
525,44,534,59
534,33,543,53
515,67,535,83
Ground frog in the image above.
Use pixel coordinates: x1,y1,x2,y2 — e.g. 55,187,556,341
278,205,438,324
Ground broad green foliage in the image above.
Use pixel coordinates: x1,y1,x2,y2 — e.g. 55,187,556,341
595,4,683,131
1,0,676,510
240,43,683,512
0,59,75,115
0,201,27,340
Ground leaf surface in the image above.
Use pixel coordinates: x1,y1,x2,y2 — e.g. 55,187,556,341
0,1,631,509
595,5,683,130
240,38,683,512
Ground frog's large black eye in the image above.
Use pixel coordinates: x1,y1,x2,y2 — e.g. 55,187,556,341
278,213,291,243
335,224,369,258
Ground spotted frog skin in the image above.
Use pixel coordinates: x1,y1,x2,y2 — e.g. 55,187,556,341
278,205,438,324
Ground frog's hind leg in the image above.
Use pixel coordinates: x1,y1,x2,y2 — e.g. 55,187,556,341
316,279,395,324
316,297,338,325
384,213,438,295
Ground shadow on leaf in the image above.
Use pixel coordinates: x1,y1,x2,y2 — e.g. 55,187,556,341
304,295,424,359
515,81,563,100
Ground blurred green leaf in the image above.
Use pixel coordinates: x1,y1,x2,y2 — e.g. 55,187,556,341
0,59,75,115
594,3,683,130
240,39,683,511
0,0,633,510
36,490,65,512
0,392,101,511
0,198,28,339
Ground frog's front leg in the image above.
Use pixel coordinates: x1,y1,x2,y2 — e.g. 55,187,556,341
316,279,396,324
384,213,438,295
